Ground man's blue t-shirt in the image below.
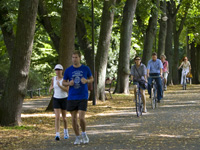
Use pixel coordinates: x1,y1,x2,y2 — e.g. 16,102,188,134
63,65,92,100
147,59,163,74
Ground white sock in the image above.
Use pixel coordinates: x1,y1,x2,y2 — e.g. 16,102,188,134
82,132,86,135
56,132,60,137
64,129,68,134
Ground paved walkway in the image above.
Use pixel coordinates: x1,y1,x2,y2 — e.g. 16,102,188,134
24,85,200,150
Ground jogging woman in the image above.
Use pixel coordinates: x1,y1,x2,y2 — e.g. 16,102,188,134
49,64,69,140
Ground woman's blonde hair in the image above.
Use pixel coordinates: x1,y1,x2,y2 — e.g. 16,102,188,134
160,54,166,59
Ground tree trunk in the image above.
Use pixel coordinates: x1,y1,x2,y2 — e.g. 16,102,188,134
157,0,167,58
76,16,94,100
0,0,39,126
59,0,78,69
191,42,200,84
165,14,173,85
165,0,182,85
115,0,138,94
0,7,15,59
95,0,116,101
142,0,159,66
38,0,60,53
173,10,188,84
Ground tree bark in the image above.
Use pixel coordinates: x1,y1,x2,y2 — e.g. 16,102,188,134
0,7,15,59
142,0,159,66
157,0,167,58
190,42,200,84
165,0,182,85
173,10,188,84
95,0,116,101
59,0,78,69
38,0,60,53
115,0,138,94
76,16,95,100
0,0,39,126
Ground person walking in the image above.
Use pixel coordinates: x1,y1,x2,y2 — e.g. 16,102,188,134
160,54,169,91
178,56,191,85
63,50,94,145
131,56,147,113
49,64,69,140
147,52,163,103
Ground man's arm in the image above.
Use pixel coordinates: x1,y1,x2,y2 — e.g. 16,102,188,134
147,69,150,78
81,76,94,84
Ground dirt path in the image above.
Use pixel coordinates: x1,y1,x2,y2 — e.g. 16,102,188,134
25,85,200,150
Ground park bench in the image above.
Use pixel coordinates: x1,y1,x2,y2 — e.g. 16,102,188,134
27,87,48,98
105,78,115,100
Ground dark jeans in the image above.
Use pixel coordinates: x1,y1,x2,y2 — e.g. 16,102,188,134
148,73,163,100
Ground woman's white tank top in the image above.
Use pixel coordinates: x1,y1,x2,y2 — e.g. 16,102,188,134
53,76,68,98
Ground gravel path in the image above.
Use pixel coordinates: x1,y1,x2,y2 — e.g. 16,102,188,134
25,85,200,150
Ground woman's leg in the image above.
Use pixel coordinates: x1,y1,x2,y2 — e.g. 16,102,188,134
140,89,146,112
61,109,67,129
54,109,61,134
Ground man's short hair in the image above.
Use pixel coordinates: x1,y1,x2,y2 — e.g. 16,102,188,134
152,52,157,56
72,50,81,57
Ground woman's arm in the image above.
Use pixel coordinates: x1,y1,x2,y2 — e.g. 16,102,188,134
49,77,54,93
178,62,183,69
57,81,69,92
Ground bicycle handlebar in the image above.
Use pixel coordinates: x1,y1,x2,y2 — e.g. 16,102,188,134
148,76,161,78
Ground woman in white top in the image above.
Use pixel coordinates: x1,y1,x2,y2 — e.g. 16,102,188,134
49,64,69,140
178,56,191,85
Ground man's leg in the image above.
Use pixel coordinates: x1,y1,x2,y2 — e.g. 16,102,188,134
70,110,79,136
79,110,86,132
156,77,162,101
79,110,89,144
148,77,153,96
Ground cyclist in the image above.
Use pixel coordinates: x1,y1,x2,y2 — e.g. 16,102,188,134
178,56,191,85
131,56,147,113
160,54,169,91
147,52,163,103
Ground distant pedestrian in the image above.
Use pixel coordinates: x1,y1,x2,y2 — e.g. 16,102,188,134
178,56,191,85
63,50,94,145
160,54,169,90
49,64,69,140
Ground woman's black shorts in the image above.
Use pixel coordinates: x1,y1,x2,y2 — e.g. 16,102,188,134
53,97,68,110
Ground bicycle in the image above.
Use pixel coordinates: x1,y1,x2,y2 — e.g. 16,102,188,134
134,82,143,117
148,76,161,109
182,71,187,90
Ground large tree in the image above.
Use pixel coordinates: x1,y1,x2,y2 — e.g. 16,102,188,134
142,0,159,66
59,0,78,69
0,0,39,126
95,0,116,101
165,0,181,85
172,3,189,84
115,0,138,94
157,0,167,58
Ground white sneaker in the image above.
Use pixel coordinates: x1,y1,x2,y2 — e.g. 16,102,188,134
64,133,69,139
143,108,147,113
74,136,82,145
82,133,89,144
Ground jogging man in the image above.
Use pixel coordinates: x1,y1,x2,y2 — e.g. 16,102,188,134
63,50,94,145
147,52,163,102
